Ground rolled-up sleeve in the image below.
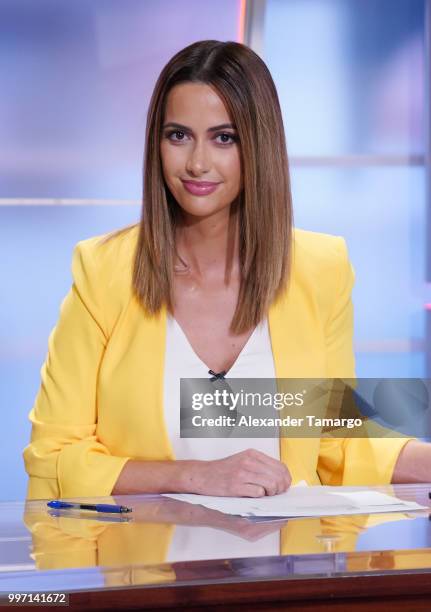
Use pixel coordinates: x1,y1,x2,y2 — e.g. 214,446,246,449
317,237,413,486
23,241,130,500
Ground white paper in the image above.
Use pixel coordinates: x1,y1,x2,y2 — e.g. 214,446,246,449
162,486,426,518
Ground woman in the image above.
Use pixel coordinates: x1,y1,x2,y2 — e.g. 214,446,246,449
23,40,428,500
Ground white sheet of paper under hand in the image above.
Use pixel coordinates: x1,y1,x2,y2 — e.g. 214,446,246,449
162,486,426,518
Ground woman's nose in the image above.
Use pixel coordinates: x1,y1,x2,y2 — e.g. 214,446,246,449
185,141,211,175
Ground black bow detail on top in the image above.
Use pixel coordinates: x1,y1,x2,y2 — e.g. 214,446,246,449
208,369,227,381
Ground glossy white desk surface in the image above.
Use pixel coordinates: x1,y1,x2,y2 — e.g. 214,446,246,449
1,484,431,595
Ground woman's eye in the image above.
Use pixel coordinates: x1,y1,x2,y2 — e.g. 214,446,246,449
167,130,187,142
215,133,237,145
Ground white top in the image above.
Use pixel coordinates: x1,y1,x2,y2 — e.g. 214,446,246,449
163,315,280,461
163,315,281,562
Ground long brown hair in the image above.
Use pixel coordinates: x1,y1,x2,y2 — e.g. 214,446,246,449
104,40,293,334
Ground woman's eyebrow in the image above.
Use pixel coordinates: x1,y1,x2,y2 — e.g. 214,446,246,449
162,122,236,132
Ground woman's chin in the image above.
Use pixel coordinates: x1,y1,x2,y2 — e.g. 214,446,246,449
176,200,230,218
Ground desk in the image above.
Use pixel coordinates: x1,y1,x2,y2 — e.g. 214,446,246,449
0,484,431,610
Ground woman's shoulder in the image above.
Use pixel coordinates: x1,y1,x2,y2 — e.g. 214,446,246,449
291,228,354,312
292,227,351,277
72,224,139,283
70,224,139,315
293,227,349,261
74,223,140,267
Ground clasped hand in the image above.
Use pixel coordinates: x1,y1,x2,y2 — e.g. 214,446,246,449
192,448,291,497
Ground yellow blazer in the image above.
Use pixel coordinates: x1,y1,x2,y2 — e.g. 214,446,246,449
23,225,410,499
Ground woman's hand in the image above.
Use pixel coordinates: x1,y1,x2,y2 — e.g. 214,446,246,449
190,448,291,497
113,452,291,497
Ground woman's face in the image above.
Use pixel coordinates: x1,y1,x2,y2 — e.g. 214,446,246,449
160,82,242,218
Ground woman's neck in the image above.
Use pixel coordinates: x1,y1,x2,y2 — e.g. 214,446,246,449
174,205,240,283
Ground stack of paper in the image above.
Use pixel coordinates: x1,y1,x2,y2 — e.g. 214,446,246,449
163,486,426,518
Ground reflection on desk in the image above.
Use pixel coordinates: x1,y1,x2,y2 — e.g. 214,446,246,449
0,485,430,594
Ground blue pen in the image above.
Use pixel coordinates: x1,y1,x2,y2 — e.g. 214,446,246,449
47,500,132,514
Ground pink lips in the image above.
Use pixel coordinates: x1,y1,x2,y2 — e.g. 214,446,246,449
181,180,220,196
